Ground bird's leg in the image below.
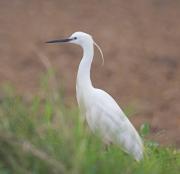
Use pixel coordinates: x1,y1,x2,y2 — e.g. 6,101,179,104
104,144,110,151
103,141,112,151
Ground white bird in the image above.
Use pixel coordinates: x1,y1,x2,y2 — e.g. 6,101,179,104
46,31,144,161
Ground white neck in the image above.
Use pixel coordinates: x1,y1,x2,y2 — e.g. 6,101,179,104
76,41,94,91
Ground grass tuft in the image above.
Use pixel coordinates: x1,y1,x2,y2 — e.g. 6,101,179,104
0,75,179,174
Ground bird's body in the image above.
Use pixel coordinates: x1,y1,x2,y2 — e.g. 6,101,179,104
46,31,144,161
77,86,143,161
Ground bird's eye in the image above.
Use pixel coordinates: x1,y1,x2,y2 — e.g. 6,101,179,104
74,37,77,40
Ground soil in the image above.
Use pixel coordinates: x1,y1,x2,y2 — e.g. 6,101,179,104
0,0,180,146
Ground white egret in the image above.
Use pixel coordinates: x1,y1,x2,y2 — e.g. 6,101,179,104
46,32,144,161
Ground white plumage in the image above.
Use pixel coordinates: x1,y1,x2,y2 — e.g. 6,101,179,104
46,31,144,161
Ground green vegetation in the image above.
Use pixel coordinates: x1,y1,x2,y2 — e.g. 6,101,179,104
0,79,179,174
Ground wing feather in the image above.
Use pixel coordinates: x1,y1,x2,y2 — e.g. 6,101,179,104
85,89,143,160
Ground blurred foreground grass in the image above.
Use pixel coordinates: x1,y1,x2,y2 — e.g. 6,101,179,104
0,73,179,174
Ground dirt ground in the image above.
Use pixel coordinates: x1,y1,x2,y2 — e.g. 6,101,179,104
0,0,180,147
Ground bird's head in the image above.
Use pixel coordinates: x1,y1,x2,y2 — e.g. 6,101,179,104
46,31,104,64
46,31,93,47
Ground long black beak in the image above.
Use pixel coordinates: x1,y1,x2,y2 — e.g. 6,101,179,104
45,38,73,44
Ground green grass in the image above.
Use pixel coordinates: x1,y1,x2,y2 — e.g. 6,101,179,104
0,83,179,174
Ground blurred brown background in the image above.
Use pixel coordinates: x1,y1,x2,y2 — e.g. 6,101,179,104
0,0,180,146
